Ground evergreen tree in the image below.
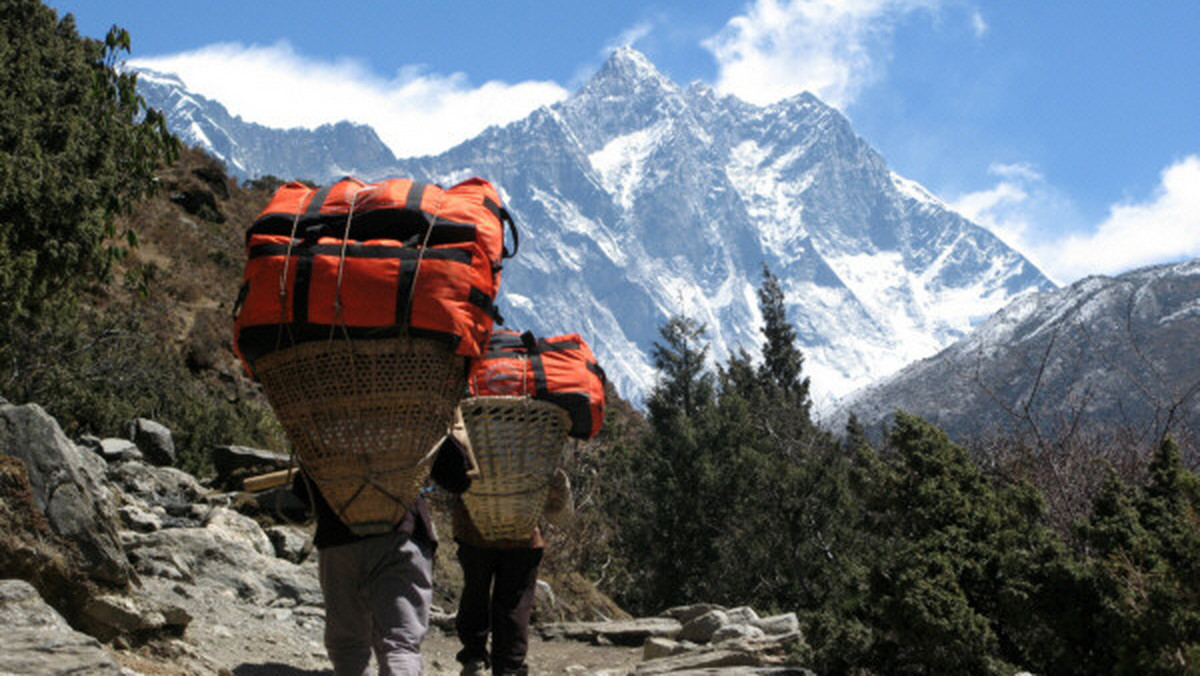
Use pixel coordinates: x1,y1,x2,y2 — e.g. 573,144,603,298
0,0,177,323
757,264,810,412
606,315,719,612
836,413,1079,675
1076,438,1200,674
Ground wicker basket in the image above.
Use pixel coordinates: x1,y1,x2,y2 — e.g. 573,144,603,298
459,396,570,542
255,337,466,535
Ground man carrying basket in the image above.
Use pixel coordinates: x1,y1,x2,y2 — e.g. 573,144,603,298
449,329,604,675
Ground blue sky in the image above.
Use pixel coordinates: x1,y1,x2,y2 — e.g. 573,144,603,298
51,1,1200,284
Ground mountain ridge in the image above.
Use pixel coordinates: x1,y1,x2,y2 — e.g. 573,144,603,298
829,258,1200,444
137,48,1054,406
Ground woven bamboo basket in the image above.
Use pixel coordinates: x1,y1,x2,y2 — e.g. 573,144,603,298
459,396,570,541
254,337,466,535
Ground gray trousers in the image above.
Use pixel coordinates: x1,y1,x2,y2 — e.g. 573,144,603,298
319,531,434,675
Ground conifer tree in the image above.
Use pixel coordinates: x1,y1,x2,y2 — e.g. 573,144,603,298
0,0,177,323
607,314,719,612
757,264,811,412
1076,438,1200,674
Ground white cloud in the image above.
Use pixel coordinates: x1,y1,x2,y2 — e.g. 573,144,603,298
130,41,568,158
608,20,655,51
702,0,949,108
970,9,988,37
951,157,1200,284
1053,156,1200,280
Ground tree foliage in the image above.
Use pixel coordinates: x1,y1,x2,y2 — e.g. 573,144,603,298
0,0,177,323
590,268,1200,674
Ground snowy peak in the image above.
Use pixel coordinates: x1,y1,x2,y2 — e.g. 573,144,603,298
135,68,399,182
139,52,1055,407
561,48,688,153
588,46,676,97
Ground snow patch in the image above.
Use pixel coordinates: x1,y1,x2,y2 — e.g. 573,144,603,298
588,120,671,209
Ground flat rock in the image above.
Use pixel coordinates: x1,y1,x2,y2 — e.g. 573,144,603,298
0,579,121,675
539,617,683,646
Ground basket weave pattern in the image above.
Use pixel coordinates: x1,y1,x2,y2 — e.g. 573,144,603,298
255,338,465,535
460,396,570,541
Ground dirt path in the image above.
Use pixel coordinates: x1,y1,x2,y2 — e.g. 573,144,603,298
112,622,644,675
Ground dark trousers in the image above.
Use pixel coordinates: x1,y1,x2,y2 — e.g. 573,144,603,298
454,542,544,674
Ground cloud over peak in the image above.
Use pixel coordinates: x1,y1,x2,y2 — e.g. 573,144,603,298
131,41,567,158
702,0,952,109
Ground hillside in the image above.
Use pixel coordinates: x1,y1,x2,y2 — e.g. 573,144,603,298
831,258,1200,450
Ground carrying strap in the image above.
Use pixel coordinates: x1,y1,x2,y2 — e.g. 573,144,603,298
484,196,519,260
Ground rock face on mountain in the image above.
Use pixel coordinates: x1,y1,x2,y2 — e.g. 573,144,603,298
831,258,1200,446
139,48,1053,405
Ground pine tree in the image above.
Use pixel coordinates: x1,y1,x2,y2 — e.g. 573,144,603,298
605,314,720,612
0,1,177,324
757,264,811,413
1076,438,1200,674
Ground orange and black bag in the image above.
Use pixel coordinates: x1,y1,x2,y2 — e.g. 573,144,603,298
468,330,606,439
233,176,517,376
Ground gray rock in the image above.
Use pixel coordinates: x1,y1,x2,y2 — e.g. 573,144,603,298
678,609,730,643
662,603,724,625
538,617,682,646
123,526,323,607
713,623,766,642
265,524,312,563
106,461,207,526
0,403,133,586
99,438,144,463
205,506,274,557
753,612,800,636
0,579,121,675
726,606,760,625
131,418,176,466
642,637,688,661
119,503,165,532
80,592,191,641
635,648,761,674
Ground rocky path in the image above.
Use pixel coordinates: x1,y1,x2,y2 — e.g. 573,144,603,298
0,403,808,675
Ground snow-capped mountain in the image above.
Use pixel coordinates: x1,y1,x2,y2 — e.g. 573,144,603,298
136,69,398,181
830,258,1200,443
138,48,1054,406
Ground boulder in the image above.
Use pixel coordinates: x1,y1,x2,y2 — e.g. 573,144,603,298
642,637,689,661
106,460,207,527
635,648,761,674
122,526,323,607
206,506,274,557
714,623,766,642
211,444,291,488
678,608,730,643
131,418,176,466
0,403,133,586
80,592,192,642
662,603,724,625
726,606,760,625
265,524,312,563
0,580,121,675
80,435,144,463
753,612,800,636
538,617,683,646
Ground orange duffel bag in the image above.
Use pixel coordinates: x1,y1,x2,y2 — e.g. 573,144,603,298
468,330,606,439
233,176,517,376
